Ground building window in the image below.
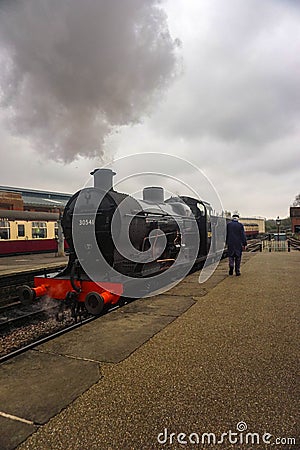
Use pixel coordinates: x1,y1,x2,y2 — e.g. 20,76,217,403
32,222,47,238
0,220,10,239
18,224,25,237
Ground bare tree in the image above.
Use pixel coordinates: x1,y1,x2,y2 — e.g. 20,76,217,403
292,194,300,206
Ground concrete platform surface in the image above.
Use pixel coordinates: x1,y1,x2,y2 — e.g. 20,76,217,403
0,416,37,450
36,295,196,363
0,351,100,425
0,253,67,277
1,252,299,449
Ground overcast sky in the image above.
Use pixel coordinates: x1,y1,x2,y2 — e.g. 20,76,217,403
0,0,299,219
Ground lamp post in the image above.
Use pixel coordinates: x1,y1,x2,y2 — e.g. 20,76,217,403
276,216,281,250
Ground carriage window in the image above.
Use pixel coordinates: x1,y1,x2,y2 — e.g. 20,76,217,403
32,222,47,238
18,224,25,237
0,220,10,239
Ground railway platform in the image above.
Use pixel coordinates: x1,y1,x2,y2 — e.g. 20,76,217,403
0,252,299,450
0,253,67,277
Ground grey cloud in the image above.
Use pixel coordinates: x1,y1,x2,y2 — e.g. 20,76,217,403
155,0,300,146
0,0,179,162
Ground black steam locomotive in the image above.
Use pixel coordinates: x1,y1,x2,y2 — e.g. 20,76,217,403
18,169,225,316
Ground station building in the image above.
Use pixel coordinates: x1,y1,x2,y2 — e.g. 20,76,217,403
0,186,71,213
290,207,300,233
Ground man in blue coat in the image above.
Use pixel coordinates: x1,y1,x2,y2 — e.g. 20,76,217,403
226,213,247,276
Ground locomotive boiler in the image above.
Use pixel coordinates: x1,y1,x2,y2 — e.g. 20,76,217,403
18,169,221,317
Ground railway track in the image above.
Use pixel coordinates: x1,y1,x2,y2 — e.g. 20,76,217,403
0,265,65,308
246,238,264,252
0,314,97,364
0,300,60,331
0,299,122,364
0,297,21,312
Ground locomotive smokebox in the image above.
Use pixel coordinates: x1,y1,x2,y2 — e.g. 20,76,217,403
90,168,116,191
143,186,164,203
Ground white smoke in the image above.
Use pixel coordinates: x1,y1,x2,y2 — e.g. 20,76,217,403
0,0,179,162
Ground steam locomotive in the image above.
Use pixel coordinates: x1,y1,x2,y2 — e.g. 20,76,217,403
18,169,226,317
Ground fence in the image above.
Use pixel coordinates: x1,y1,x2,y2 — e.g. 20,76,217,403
261,238,299,252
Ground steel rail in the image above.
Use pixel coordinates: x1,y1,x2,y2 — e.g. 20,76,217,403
0,305,60,331
0,315,97,364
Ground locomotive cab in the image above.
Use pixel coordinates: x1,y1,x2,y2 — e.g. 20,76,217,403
177,196,212,259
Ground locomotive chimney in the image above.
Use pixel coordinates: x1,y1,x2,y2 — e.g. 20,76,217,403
90,168,116,191
143,187,164,203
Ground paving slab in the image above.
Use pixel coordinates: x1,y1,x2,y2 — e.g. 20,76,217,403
0,350,100,425
122,294,195,315
36,296,194,363
0,416,37,450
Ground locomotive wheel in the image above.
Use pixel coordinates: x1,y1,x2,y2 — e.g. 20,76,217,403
85,292,104,316
18,285,36,305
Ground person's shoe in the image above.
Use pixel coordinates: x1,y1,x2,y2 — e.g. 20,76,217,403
229,267,234,275
236,271,241,276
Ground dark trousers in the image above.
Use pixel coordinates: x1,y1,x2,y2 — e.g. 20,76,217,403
229,253,241,273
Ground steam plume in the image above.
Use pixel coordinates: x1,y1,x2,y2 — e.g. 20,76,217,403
0,0,178,162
